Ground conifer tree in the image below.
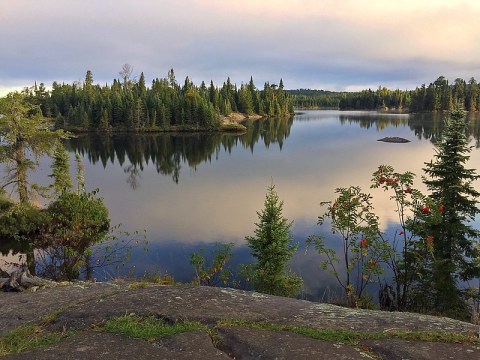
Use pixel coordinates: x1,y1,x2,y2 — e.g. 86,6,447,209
0,91,67,203
75,153,85,193
245,184,302,297
421,107,480,317
49,144,73,196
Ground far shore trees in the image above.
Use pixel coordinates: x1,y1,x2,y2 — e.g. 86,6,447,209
23,69,294,133
289,75,480,112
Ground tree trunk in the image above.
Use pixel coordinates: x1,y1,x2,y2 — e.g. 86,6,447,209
15,139,29,204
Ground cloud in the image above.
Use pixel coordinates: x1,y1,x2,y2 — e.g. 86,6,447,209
1,0,480,95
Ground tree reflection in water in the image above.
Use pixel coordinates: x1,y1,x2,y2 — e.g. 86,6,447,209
66,116,294,188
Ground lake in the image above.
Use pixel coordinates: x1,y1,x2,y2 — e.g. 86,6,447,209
3,110,480,299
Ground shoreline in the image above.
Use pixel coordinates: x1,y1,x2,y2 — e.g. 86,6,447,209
60,112,289,135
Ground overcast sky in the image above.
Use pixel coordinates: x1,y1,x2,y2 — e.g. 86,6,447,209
1,0,480,95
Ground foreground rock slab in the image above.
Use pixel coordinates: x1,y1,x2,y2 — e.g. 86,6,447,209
361,339,480,360
218,327,368,359
42,285,477,335
1,283,478,359
0,282,124,336
3,331,229,360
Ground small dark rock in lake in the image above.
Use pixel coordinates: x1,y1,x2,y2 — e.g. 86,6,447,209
378,137,410,143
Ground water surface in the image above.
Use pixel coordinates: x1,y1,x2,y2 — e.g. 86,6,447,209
4,110,480,299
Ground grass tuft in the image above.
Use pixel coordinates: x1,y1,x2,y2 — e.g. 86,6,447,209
0,325,69,356
127,281,151,289
101,315,208,341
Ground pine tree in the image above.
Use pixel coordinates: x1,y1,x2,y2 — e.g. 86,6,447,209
137,72,147,97
84,70,93,87
421,107,480,318
0,91,67,204
238,84,254,115
245,184,302,297
49,144,73,196
75,153,85,193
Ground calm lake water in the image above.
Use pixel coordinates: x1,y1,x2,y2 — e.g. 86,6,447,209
3,110,480,299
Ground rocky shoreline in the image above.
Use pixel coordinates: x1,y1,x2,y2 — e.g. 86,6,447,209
1,281,479,359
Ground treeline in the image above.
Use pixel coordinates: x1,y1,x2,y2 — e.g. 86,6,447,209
287,89,341,109
289,76,480,112
409,76,480,112
339,87,411,111
24,67,294,132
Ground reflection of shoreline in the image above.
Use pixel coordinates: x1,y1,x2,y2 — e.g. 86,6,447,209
66,116,294,186
318,111,480,146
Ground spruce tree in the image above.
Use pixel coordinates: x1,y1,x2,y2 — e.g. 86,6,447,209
49,144,73,196
0,91,67,204
245,184,302,297
422,107,480,317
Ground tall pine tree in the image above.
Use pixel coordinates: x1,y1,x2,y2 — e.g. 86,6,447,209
421,107,480,318
49,143,73,196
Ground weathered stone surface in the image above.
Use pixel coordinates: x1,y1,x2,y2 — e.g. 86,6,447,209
1,283,478,359
41,285,476,336
218,327,370,359
153,330,230,359
287,302,475,334
360,339,480,360
0,282,125,336
3,331,230,360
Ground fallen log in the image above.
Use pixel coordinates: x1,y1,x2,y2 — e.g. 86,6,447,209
1,265,53,292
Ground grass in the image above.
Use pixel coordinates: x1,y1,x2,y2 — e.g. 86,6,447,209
0,305,76,356
1,311,477,356
0,325,69,356
127,280,151,289
101,314,209,341
217,319,480,345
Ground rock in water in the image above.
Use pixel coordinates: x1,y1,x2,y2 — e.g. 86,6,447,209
377,137,410,143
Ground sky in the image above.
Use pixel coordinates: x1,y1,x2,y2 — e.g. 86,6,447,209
1,0,480,96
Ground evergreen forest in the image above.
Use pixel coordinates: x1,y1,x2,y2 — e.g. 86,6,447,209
289,76,480,112
25,67,293,132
